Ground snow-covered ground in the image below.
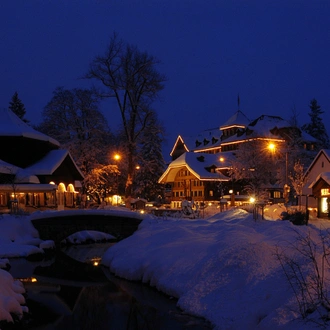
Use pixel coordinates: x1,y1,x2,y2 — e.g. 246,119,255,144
1,206,330,329
102,207,330,330
0,211,113,323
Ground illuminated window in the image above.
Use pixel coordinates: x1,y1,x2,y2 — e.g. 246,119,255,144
274,191,281,198
321,189,330,196
209,190,213,197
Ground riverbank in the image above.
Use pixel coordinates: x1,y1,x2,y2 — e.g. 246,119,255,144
102,208,330,330
0,206,329,329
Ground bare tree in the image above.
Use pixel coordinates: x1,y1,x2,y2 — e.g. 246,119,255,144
85,32,166,199
289,160,308,210
275,228,330,326
288,104,300,128
38,87,114,201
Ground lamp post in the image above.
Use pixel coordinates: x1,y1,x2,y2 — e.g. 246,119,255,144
114,153,121,205
268,142,289,204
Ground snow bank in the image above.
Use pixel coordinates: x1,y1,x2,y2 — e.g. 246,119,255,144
102,208,330,329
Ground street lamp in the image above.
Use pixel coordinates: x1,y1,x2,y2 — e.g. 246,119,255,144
268,142,290,203
113,153,121,205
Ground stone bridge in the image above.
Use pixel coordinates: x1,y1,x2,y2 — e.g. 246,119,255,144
30,209,143,245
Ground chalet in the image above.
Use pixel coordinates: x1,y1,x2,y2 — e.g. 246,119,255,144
159,110,317,209
303,149,330,217
0,108,84,212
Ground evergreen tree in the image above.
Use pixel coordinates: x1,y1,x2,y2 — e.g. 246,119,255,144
9,91,28,122
302,98,330,149
134,111,166,200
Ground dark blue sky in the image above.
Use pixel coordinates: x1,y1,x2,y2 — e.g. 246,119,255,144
1,1,330,160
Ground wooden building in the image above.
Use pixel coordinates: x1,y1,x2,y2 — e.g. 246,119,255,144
304,149,330,218
0,108,84,212
159,111,317,209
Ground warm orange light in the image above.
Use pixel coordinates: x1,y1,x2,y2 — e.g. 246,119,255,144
268,143,275,152
114,153,121,161
219,157,224,162
136,165,140,170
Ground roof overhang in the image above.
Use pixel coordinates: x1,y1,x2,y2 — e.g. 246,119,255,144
0,183,58,193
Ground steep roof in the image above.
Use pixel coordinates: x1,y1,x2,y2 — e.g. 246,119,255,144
25,149,84,179
304,149,330,178
309,172,330,188
159,152,232,183
220,110,250,129
0,108,60,147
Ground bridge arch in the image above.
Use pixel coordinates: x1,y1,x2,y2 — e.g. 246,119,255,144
31,210,143,245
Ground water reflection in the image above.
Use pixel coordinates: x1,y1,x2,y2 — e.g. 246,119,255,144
6,244,212,330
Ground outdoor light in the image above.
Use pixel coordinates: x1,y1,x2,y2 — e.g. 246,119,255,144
268,143,275,152
229,189,233,194
249,197,256,203
114,153,121,161
219,157,224,162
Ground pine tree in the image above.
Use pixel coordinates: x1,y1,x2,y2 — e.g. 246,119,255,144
9,92,28,122
302,98,330,149
134,112,166,201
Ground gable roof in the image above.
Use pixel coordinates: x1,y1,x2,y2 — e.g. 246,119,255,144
0,108,60,147
304,149,330,178
25,149,84,179
159,152,231,183
170,135,191,156
309,172,330,189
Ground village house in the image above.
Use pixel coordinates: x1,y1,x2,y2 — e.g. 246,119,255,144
0,108,84,212
159,110,317,210
302,149,330,218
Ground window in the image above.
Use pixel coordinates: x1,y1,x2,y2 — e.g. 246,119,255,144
273,191,281,198
321,189,330,196
209,190,213,197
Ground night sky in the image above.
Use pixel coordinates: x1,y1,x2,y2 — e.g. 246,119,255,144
1,1,330,160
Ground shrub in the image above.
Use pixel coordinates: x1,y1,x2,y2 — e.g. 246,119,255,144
275,229,330,327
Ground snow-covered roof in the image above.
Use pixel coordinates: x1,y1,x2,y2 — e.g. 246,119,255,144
0,159,19,174
309,171,330,188
159,152,231,183
220,110,250,129
247,115,289,137
0,183,57,192
0,108,60,147
304,149,330,178
0,159,40,183
25,149,84,178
